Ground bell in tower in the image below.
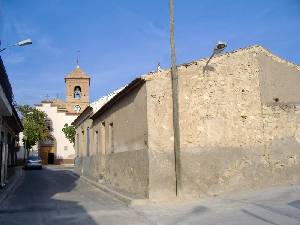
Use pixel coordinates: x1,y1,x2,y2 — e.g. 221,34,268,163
74,86,81,99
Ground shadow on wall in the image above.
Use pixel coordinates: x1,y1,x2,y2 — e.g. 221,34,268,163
203,65,215,73
0,168,98,225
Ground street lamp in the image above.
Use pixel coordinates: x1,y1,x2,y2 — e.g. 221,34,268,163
0,38,33,53
204,41,227,70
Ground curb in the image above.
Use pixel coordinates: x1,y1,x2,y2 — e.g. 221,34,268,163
0,167,23,205
65,169,149,206
80,175,135,205
72,172,147,206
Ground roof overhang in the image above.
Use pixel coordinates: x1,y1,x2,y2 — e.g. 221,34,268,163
0,85,12,116
91,77,145,120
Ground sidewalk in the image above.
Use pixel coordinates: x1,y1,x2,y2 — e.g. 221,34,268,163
79,174,147,205
45,164,75,170
68,169,300,224
132,184,300,225
44,165,144,205
0,166,24,205
69,171,146,205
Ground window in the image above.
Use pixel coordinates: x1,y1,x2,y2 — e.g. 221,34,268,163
64,146,68,151
7,134,11,166
0,132,4,173
109,122,114,153
45,118,53,131
101,122,106,155
95,131,99,155
74,86,81,99
86,127,90,156
76,133,80,157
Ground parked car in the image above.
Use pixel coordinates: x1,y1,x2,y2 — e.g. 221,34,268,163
25,156,42,169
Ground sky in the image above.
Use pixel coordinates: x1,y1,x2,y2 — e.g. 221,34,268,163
0,0,300,106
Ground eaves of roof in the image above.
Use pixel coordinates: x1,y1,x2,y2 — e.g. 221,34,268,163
91,77,145,120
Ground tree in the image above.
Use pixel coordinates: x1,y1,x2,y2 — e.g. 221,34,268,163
18,105,49,156
62,123,76,145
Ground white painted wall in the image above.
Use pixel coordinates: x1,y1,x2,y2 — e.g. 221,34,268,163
36,103,77,160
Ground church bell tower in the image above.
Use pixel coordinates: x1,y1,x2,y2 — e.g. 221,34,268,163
64,65,90,114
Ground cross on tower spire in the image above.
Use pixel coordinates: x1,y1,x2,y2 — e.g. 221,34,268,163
76,50,80,68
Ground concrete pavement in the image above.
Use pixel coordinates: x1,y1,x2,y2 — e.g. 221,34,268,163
0,167,23,205
132,185,300,225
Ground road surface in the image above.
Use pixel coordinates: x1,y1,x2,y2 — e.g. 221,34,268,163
0,167,152,225
1,166,300,225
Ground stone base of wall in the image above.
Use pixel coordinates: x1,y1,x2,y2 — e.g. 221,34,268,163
75,149,149,198
105,149,149,198
16,159,25,166
55,158,74,165
179,138,300,198
148,149,177,200
7,166,15,179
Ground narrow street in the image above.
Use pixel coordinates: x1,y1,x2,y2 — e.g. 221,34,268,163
1,167,300,225
0,167,153,225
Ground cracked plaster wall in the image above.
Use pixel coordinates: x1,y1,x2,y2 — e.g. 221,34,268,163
171,47,300,198
126,46,300,199
145,72,177,200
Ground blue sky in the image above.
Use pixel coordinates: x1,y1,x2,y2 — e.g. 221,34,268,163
1,0,300,105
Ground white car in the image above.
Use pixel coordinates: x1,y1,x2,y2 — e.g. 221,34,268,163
25,156,42,169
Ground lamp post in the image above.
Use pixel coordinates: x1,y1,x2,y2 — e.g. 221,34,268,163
23,135,27,163
0,38,33,53
204,41,227,70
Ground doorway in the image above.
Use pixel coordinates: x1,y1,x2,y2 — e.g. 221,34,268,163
48,153,55,164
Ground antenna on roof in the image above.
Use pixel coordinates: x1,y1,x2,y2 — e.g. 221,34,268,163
76,50,80,68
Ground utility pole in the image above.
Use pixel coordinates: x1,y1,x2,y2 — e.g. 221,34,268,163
169,0,180,196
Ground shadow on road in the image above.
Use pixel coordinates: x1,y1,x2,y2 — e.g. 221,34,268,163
0,167,98,225
288,200,300,210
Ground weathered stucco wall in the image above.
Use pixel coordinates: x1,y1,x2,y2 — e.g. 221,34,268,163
75,45,300,200
173,46,300,198
145,72,177,200
74,118,99,180
258,53,300,189
258,53,300,104
91,84,149,197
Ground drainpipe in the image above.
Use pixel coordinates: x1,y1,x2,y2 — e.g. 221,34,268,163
169,0,180,196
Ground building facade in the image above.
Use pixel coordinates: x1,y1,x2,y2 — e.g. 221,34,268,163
74,45,300,200
72,88,123,176
0,57,23,187
35,65,90,164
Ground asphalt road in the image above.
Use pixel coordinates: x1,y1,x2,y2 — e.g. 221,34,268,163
0,167,153,225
